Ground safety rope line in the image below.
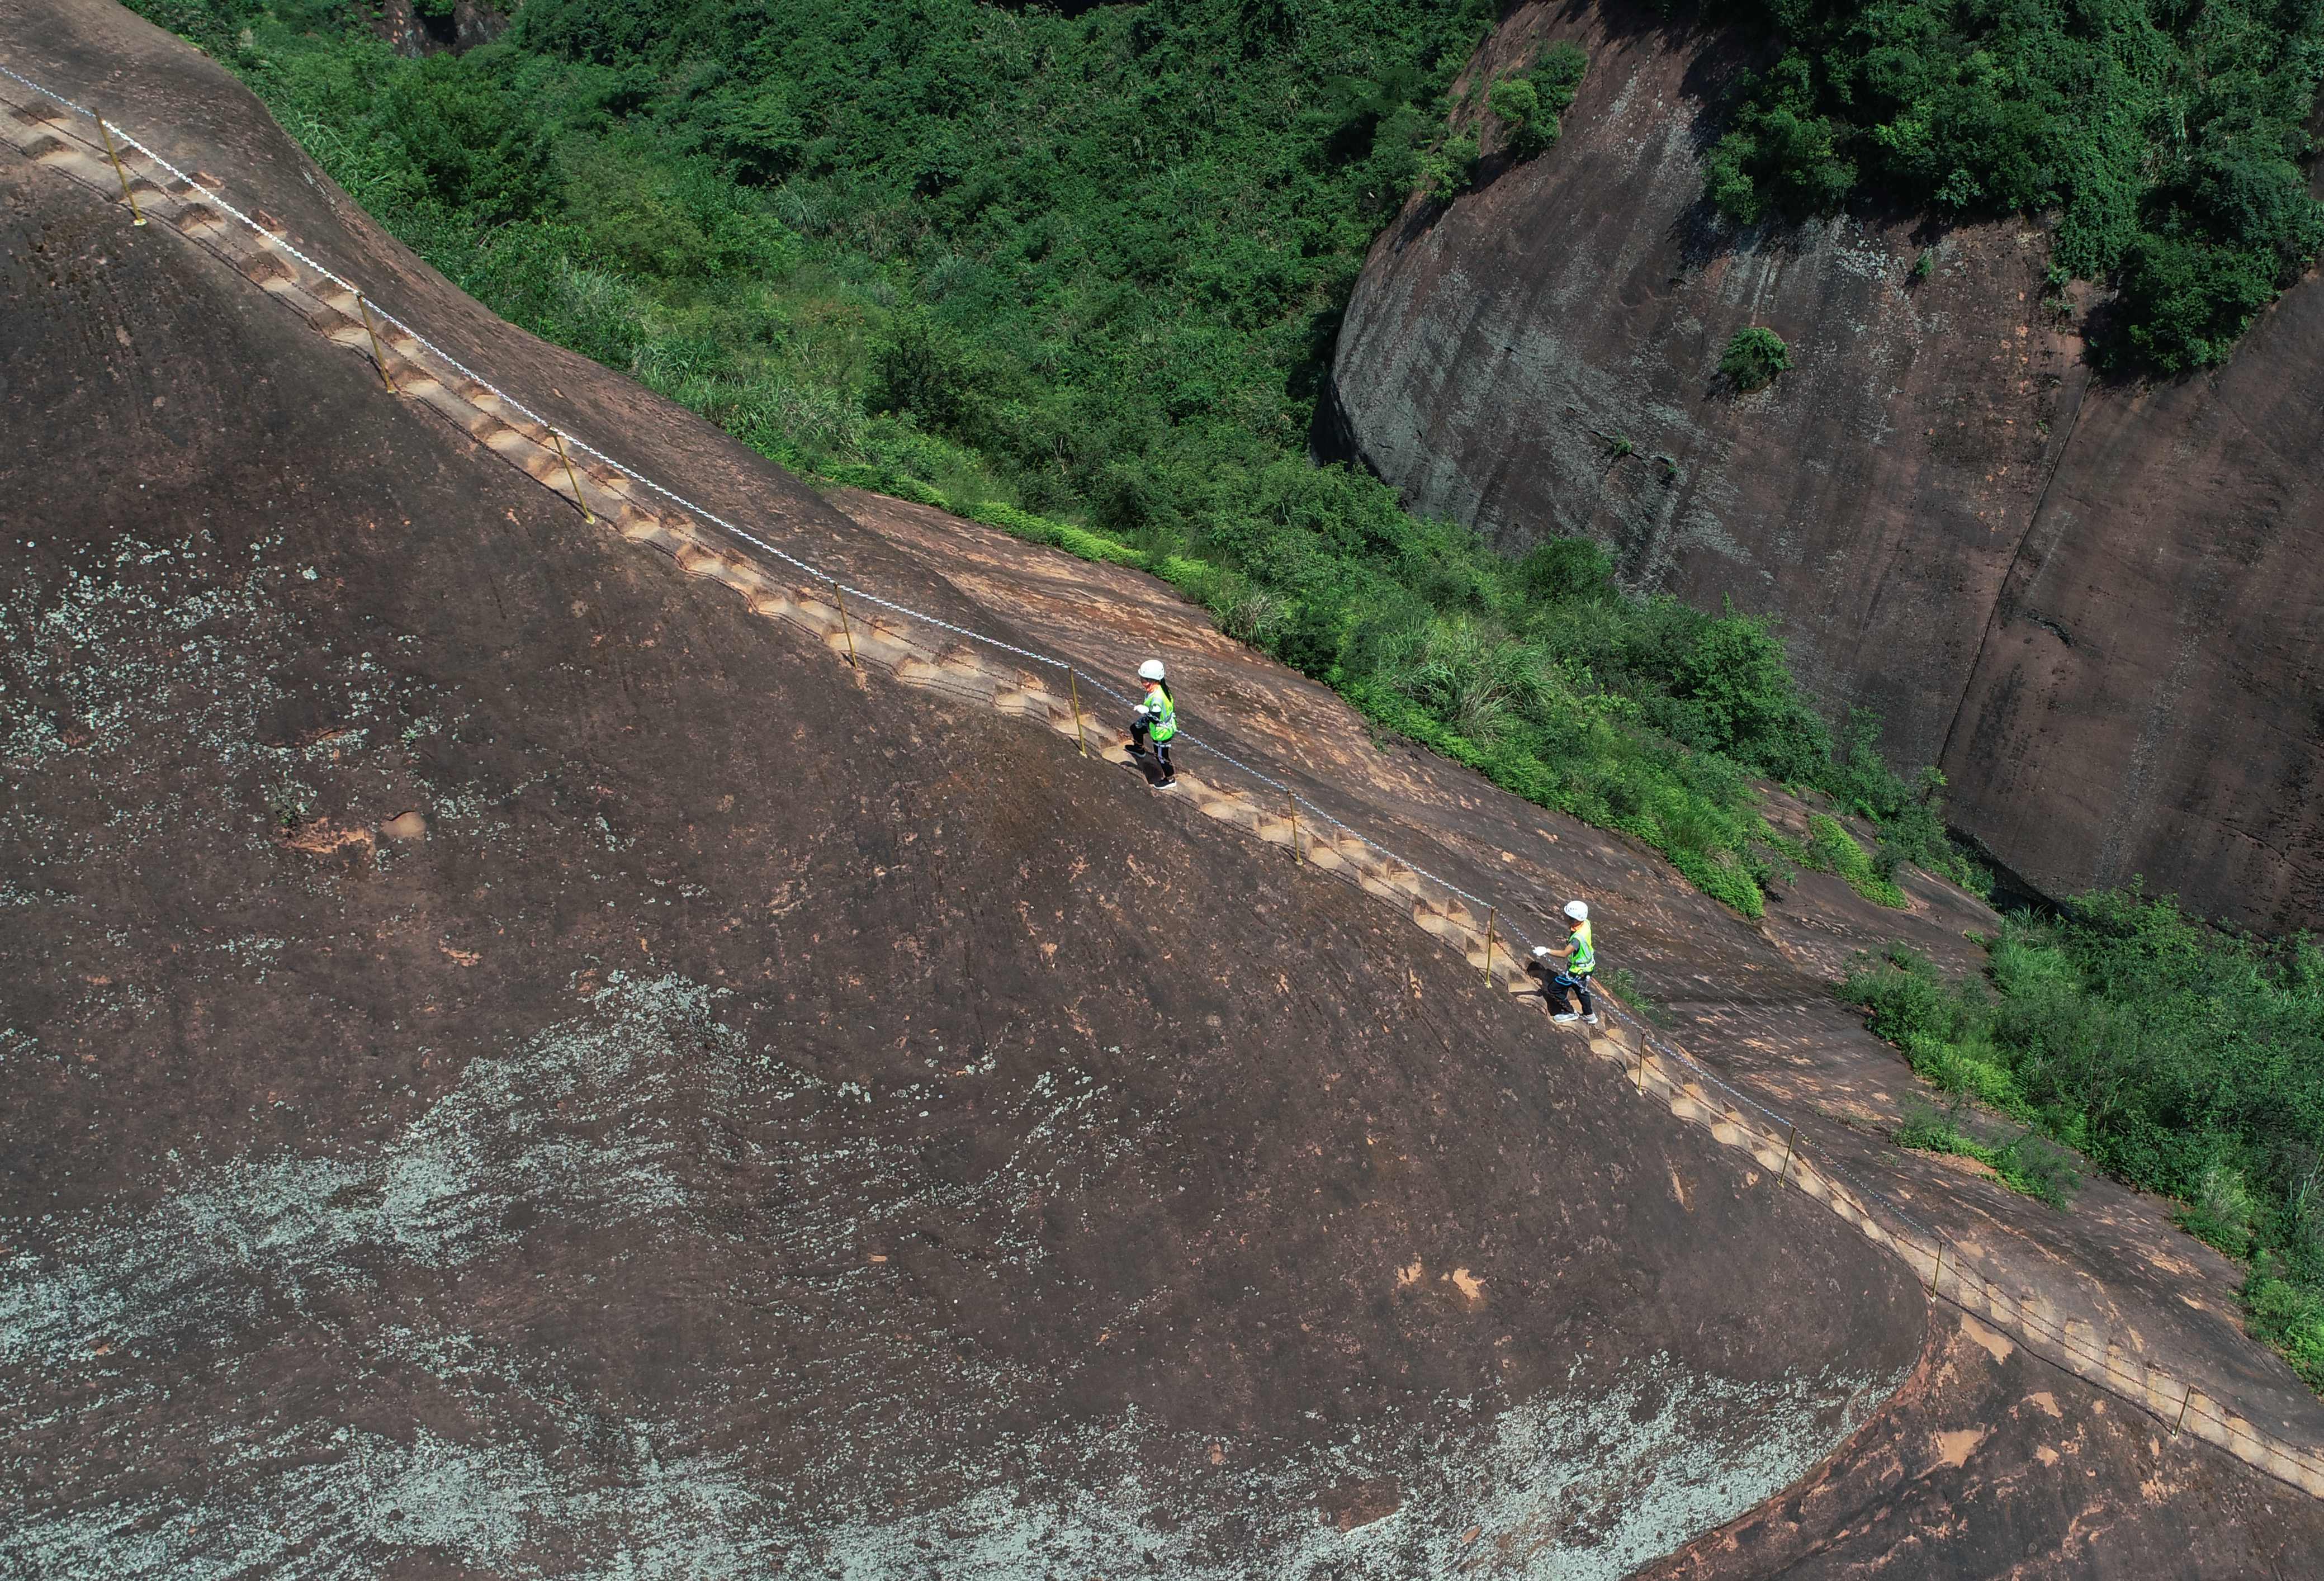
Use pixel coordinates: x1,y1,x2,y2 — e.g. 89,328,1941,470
9,61,2322,1495
4,58,1545,955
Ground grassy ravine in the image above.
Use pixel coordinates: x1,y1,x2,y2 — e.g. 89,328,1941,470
1845,897,2324,1390
130,0,1974,919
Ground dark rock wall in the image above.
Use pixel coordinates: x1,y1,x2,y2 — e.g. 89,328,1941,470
373,0,511,58
1328,1,2324,932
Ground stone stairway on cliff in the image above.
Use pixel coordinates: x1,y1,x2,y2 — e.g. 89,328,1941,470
7,79,2323,1500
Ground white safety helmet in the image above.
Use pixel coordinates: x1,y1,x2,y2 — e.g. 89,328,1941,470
1564,900,1589,921
1138,659,1167,682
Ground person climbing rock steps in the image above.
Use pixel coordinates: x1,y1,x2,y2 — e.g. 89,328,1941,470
1529,900,1597,1025
1126,659,1178,788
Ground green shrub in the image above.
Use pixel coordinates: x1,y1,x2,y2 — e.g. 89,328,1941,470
1805,813,1908,908
1422,132,1481,200
2249,1266,2324,1389
1704,58,1856,226
1845,901,2324,1391
1530,40,1588,108
1892,1097,2080,1208
1700,3,2324,372
1487,44,1587,162
1487,77,1547,157
2179,1162,2260,1257
1719,326,1791,393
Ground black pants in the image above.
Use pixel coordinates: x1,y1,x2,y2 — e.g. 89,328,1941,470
1526,965,1592,1016
1130,722,1173,777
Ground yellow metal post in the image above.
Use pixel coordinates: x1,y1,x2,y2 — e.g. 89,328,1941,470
1286,792,1301,861
1635,1048,1648,1094
1930,1239,1944,1293
1480,907,1495,983
550,430,595,523
2172,1387,2192,1435
356,294,397,394
832,582,859,668
1776,1123,1798,1189
1068,669,1088,757
97,115,146,226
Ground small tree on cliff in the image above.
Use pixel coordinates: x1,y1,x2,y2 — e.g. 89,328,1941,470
1489,42,1588,160
1420,132,1481,200
1487,78,1545,155
1719,326,1791,393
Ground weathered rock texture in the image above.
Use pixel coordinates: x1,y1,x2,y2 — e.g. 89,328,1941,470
8,3,2324,1573
1327,0,2324,934
0,4,1924,1574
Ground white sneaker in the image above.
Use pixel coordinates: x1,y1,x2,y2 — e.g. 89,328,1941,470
1583,1013,1601,1026
1552,1012,1581,1024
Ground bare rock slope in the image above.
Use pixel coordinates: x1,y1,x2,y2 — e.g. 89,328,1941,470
4,3,2323,1575
0,4,1916,1576
1326,0,2324,935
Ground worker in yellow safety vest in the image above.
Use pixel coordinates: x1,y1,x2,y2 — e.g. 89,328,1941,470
1126,659,1178,789
1528,900,1598,1025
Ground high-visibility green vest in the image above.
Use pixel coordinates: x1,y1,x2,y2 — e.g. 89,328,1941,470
1568,920,1594,973
1144,686,1177,741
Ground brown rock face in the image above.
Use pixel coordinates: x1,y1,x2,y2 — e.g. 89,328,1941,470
1326,1,2324,933
0,3,1925,1572
1647,1311,2324,1580
11,3,2324,1571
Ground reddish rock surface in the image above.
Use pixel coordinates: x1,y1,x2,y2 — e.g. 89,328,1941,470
6,3,2324,1574
1,4,1918,1574
373,0,510,58
1649,1311,2324,1579
1326,0,2324,934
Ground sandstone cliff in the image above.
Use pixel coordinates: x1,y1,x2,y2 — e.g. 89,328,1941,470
1326,0,2324,934
11,3,2324,1571
0,3,1923,1569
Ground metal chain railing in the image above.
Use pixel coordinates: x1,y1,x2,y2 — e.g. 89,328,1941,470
6,59,2322,1498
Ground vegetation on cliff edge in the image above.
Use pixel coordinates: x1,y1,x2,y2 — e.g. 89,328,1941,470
130,0,1977,916
1703,0,2324,373
1847,895,2324,1388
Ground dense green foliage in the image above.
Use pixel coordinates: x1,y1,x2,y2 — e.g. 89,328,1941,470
1844,897,2324,1385
129,0,1985,917
1718,324,1790,391
1489,39,1588,159
1705,0,2324,372
1802,812,1905,907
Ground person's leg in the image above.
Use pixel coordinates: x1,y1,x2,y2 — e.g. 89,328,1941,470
1157,742,1174,782
1128,718,1149,754
1550,972,1581,1018
1573,973,1595,1020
